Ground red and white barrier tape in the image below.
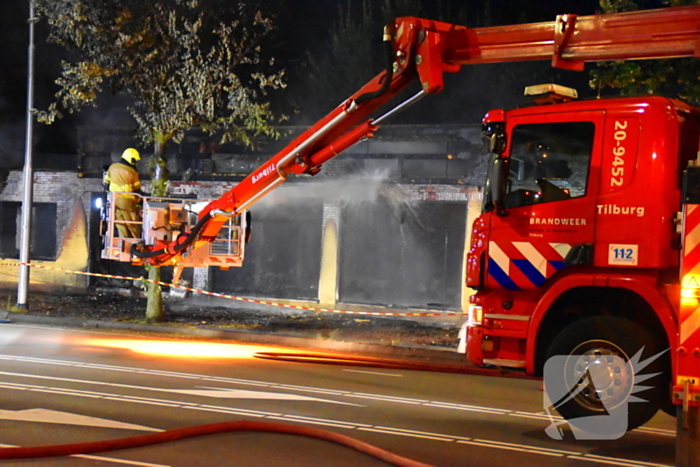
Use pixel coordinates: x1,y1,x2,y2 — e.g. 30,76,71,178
1,262,461,317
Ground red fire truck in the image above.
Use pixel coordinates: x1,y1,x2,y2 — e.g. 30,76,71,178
466,86,691,430
102,5,700,444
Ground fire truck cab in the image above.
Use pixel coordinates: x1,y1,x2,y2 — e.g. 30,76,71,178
466,85,700,429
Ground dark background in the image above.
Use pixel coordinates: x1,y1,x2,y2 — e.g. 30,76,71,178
0,0,610,170
5,0,680,309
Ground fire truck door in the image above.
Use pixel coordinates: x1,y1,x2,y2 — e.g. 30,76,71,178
485,111,604,291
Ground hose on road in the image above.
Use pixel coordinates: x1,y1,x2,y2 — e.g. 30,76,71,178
0,420,435,467
0,349,533,464
254,351,539,379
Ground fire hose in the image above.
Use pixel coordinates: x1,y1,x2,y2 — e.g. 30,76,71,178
253,351,538,379
0,263,531,464
0,420,435,466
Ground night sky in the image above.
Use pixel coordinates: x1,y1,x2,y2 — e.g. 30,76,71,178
0,0,605,169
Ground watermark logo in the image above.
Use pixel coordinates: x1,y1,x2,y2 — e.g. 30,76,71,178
543,347,667,440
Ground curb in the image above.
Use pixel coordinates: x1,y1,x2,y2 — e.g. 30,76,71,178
0,311,470,365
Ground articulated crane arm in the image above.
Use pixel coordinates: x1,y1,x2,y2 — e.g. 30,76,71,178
131,5,700,267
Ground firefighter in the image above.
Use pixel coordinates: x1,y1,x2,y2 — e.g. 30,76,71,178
104,148,142,238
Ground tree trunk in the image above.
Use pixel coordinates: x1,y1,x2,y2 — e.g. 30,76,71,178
145,137,170,322
145,265,163,321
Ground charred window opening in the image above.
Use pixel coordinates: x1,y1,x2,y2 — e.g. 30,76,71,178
0,202,57,260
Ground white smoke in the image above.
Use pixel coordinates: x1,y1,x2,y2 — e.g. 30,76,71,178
253,168,417,213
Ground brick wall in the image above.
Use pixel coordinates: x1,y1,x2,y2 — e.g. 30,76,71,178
0,169,483,311
0,171,103,291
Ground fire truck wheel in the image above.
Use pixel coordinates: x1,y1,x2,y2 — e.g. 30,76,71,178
659,398,677,418
544,316,669,433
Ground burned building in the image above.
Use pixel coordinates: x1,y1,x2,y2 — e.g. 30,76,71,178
0,124,485,313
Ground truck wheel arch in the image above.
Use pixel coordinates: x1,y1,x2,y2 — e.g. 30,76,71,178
526,273,676,376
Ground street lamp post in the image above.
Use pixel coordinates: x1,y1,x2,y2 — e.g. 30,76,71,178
17,0,36,309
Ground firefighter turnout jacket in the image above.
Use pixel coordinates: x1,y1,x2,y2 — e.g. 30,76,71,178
104,161,141,197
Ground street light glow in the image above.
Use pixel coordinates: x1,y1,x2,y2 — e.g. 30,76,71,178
85,338,288,359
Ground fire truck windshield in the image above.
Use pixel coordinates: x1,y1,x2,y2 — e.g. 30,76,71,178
504,121,594,209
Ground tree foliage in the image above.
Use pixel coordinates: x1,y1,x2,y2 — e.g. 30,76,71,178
34,0,285,149
34,0,285,321
590,0,700,104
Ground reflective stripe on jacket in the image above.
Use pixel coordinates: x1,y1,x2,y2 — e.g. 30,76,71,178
105,161,141,194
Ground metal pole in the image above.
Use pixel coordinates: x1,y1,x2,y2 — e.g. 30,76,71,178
677,404,700,467
17,0,36,309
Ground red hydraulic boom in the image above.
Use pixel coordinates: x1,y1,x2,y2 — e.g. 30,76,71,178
130,5,700,267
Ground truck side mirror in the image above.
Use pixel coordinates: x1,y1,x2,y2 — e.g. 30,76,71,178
482,121,508,216
490,132,506,155
489,154,509,217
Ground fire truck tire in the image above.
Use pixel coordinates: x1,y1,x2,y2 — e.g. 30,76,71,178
544,316,669,433
660,398,677,418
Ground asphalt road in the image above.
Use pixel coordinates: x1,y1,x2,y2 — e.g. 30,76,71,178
0,324,677,466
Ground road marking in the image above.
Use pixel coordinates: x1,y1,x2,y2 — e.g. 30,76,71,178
0,370,360,407
0,355,523,415
634,426,676,437
280,414,372,428
267,416,362,429
275,383,348,395
359,427,455,442
426,401,510,414
0,353,675,464
455,440,673,466
169,387,358,405
0,355,676,434
458,439,563,457
367,425,471,441
73,455,170,466
0,443,169,466
578,454,671,467
0,355,676,437
0,408,160,431
342,369,403,377
345,393,423,404
510,412,559,421
0,380,672,467
509,411,675,437
574,459,645,467
472,438,578,456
